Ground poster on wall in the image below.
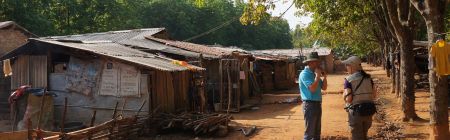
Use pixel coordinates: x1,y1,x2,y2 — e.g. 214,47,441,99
119,63,140,97
66,57,102,96
99,62,119,96
140,74,149,96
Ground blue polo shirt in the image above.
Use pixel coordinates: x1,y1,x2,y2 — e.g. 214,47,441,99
299,67,323,101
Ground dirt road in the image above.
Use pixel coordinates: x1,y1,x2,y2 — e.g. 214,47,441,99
3,64,438,139
223,63,435,140
225,72,372,140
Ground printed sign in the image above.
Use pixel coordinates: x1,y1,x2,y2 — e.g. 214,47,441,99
99,62,119,96
120,63,140,97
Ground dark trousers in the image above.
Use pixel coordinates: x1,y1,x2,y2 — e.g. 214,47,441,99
348,110,372,140
302,101,322,140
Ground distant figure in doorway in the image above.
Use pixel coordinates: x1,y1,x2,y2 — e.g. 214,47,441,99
342,56,377,140
299,52,327,140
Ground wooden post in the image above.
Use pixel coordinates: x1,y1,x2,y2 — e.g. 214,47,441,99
236,60,241,112
60,97,68,133
227,64,232,114
112,101,119,119
121,98,127,116
27,118,32,140
136,100,147,116
90,110,97,127
36,89,47,140
149,71,155,115
219,60,223,110
11,101,17,131
109,101,119,139
88,110,97,140
37,90,47,130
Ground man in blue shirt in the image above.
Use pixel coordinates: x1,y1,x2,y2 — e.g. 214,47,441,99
299,52,327,140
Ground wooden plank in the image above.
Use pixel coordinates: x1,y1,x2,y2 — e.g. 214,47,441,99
236,60,241,112
219,60,223,111
241,59,250,101
167,72,175,112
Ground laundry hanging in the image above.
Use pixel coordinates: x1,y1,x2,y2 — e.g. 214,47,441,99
3,59,12,77
429,40,450,76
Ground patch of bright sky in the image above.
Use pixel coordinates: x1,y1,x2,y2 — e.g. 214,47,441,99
268,0,312,30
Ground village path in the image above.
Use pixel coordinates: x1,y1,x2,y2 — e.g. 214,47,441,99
220,63,406,140
221,65,378,140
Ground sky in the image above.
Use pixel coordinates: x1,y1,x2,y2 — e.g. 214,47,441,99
268,0,312,30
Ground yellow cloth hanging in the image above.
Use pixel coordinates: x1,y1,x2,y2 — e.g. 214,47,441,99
430,43,450,75
3,59,12,77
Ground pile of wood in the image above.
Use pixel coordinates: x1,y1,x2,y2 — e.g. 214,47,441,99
43,116,146,140
150,112,232,136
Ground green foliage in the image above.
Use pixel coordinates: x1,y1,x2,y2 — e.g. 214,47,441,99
291,25,314,48
0,0,292,50
241,0,382,57
446,4,450,40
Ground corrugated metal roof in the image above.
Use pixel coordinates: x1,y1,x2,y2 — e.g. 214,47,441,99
34,39,204,72
208,45,249,53
147,37,233,57
251,47,332,57
0,21,15,28
47,28,165,42
41,28,217,59
117,39,217,58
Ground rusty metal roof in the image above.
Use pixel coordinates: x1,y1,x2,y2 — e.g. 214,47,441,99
33,39,204,72
42,28,217,59
147,37,233,57
0,21,38,37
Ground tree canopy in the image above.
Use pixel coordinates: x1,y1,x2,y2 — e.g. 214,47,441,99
0,0,293,50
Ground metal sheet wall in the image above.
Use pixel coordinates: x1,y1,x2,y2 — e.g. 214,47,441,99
29,55,48,88
11,55,47,89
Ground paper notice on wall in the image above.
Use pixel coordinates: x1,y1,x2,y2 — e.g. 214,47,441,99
140,74,148,95
99,62,119,96
240,71,245,80
120,63,140,97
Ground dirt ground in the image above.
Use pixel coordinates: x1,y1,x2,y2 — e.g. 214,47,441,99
146,64,445,140
1,64,447,140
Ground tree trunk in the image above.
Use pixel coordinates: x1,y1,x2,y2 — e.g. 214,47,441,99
390,50,396,93
399,35,418,121
426,16,449,140
395,51,401,97
410,0,449,138
390,41,396,94
386,43,391,77
383,0,419,121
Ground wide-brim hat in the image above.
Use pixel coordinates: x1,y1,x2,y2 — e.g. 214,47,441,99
303,52,320,63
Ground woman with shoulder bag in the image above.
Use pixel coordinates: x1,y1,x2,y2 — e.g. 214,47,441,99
342,56,377,140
